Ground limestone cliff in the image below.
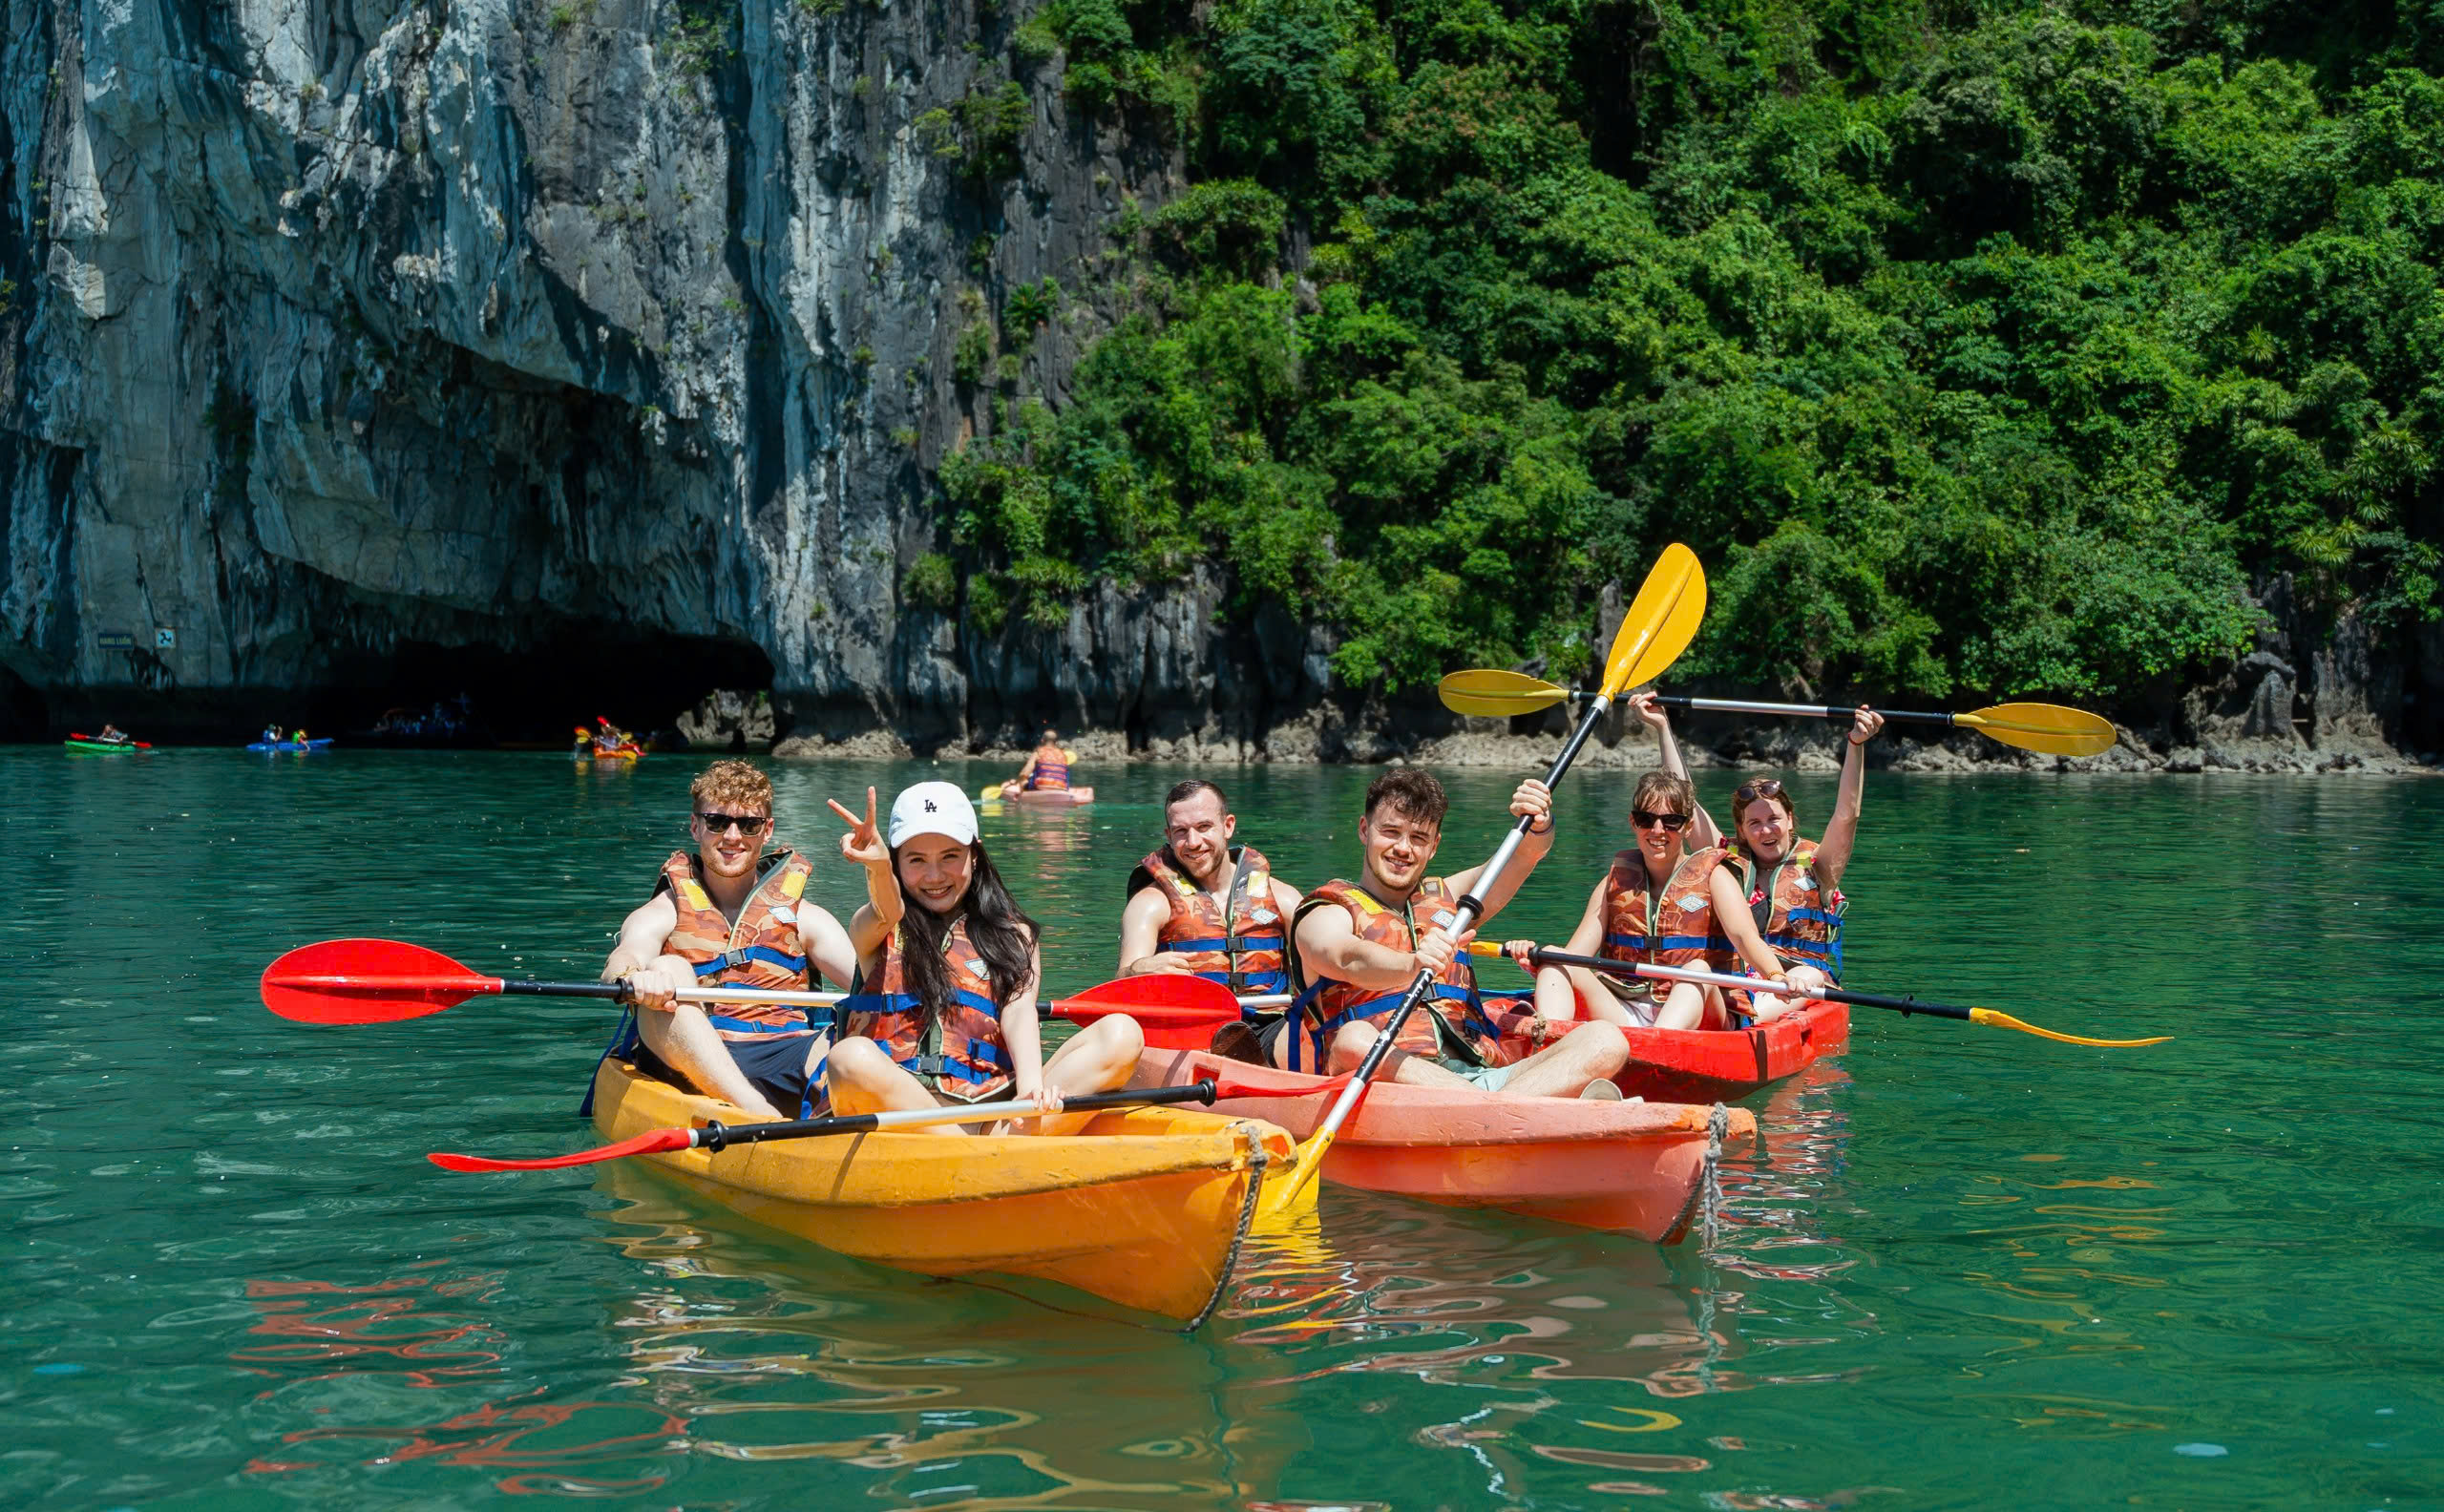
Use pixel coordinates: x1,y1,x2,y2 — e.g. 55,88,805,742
0,0,1254,743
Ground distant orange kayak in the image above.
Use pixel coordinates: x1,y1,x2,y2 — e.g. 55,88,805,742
1130,1048,1752,1242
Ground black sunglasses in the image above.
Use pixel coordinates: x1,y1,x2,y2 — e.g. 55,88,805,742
697,810,770,836
1631,809,1691,831
1733,778,1786,804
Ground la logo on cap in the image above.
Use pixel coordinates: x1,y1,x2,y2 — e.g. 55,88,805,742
924,800,938,811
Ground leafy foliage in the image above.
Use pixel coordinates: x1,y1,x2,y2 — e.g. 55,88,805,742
925,0,2444,702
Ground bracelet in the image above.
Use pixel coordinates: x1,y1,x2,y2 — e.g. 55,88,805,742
1847,735,1869,746
1528,814,1552,834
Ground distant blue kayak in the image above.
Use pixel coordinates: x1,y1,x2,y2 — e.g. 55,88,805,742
246,739,333,753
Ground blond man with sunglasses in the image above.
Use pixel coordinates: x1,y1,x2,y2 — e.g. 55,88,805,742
1503,691,1725,1029
599,761,859,1121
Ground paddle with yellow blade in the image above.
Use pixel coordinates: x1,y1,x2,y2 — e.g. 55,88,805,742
1264,543,1709,1217
1477,944,2170,1047
1437,669,2117,759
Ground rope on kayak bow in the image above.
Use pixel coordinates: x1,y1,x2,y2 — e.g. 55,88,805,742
1181,1121,1272,1334
1699,1102,1728,1253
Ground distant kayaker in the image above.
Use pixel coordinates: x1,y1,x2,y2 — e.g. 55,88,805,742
600,760,858,1122
827,781,1142,1134
1001,728,1072,798
1501,691,1724,1029
1663,705,1886,1030
262,724,280,745
98,724,128,745
1279,768,1632,1097
1117,779,1303,1004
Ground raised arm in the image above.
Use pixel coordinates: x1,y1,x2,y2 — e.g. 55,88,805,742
1443,780,1555,927
828,788,901,961
1811,707,1884,889
1626,690,1721,850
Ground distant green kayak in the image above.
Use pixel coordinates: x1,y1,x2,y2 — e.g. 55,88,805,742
64,733,148,753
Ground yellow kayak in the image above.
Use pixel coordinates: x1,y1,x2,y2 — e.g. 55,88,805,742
588,1059,1299,1323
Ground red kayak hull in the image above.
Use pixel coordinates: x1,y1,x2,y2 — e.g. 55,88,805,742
1130,1048,1753,1242
1611,999,1849,1104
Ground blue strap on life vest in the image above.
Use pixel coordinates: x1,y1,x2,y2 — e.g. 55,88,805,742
837,989,1005,1083
1290,979,1486,1073
692,944,810,977
1025,758,1070,790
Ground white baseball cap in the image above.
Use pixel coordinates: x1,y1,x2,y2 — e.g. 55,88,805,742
888,781,979,848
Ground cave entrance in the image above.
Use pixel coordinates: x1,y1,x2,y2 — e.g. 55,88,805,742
0,661,48,741
316,629,776,746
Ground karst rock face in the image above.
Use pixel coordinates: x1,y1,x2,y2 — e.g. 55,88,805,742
0,0,1266,743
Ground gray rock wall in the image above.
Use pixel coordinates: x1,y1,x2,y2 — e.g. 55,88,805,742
0,0,1307,743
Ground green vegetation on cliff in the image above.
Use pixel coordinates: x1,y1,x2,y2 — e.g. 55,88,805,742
940,0,2444,704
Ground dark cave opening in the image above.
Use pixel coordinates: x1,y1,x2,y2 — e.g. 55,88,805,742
311,628,777,746
0,661,48,741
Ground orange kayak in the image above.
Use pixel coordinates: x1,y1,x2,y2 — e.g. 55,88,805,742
590,1058,1295,1321
1129,1048,1753,1241
1009,785,1093,807
1609,998,1848,1103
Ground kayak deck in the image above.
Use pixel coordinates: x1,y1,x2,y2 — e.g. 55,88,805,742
1129,1049,1753,1242
590,1059,1293,1322
1608,999,1849,1103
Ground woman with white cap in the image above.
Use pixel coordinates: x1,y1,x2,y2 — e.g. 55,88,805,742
821,781,1145,1133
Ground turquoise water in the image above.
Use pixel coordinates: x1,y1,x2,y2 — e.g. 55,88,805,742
7,748,2441,1508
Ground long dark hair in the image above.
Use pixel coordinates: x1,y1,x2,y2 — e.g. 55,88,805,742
892,839,1039,1024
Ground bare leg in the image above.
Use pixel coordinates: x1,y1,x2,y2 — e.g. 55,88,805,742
826,1037,968,1135
1532,964,1579,1022
634,1004,783,1120
1569,966,1653,1027
1028,1015,1145,1135
1491,1021,1631,1099
1651,980,1711,1032
1327,1021,1473,1088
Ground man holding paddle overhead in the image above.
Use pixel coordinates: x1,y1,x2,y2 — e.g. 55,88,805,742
601,761,863,1122
1117,779,1303,1002
1277,768,1633,1097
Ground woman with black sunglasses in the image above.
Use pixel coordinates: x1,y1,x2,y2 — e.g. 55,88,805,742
1500,692,1727,1032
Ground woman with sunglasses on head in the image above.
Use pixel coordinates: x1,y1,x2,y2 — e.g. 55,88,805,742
1674,704,1886,1029
1501,692,1726,1034
823,782,1143,1134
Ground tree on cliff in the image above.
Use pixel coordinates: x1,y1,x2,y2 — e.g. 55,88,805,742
938,0,2442,708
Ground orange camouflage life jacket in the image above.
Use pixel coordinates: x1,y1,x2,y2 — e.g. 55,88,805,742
1025,746,1070,791
1287,878,1503,1074
839,915,1012,1102
1128,844,1291,998
1715,838,1844,978
1598,847,1719,1000
660,849,822,1040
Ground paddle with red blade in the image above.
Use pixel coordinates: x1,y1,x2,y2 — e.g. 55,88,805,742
427,1068,1357,1173
262,937,1263,1029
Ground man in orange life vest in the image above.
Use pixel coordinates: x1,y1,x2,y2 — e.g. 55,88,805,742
1276,768,1632,1097
601,760,859,1121
1002,727,1071,797
1117,779,1303,999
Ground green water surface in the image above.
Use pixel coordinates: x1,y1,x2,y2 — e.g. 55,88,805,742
6,749,2440,1509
